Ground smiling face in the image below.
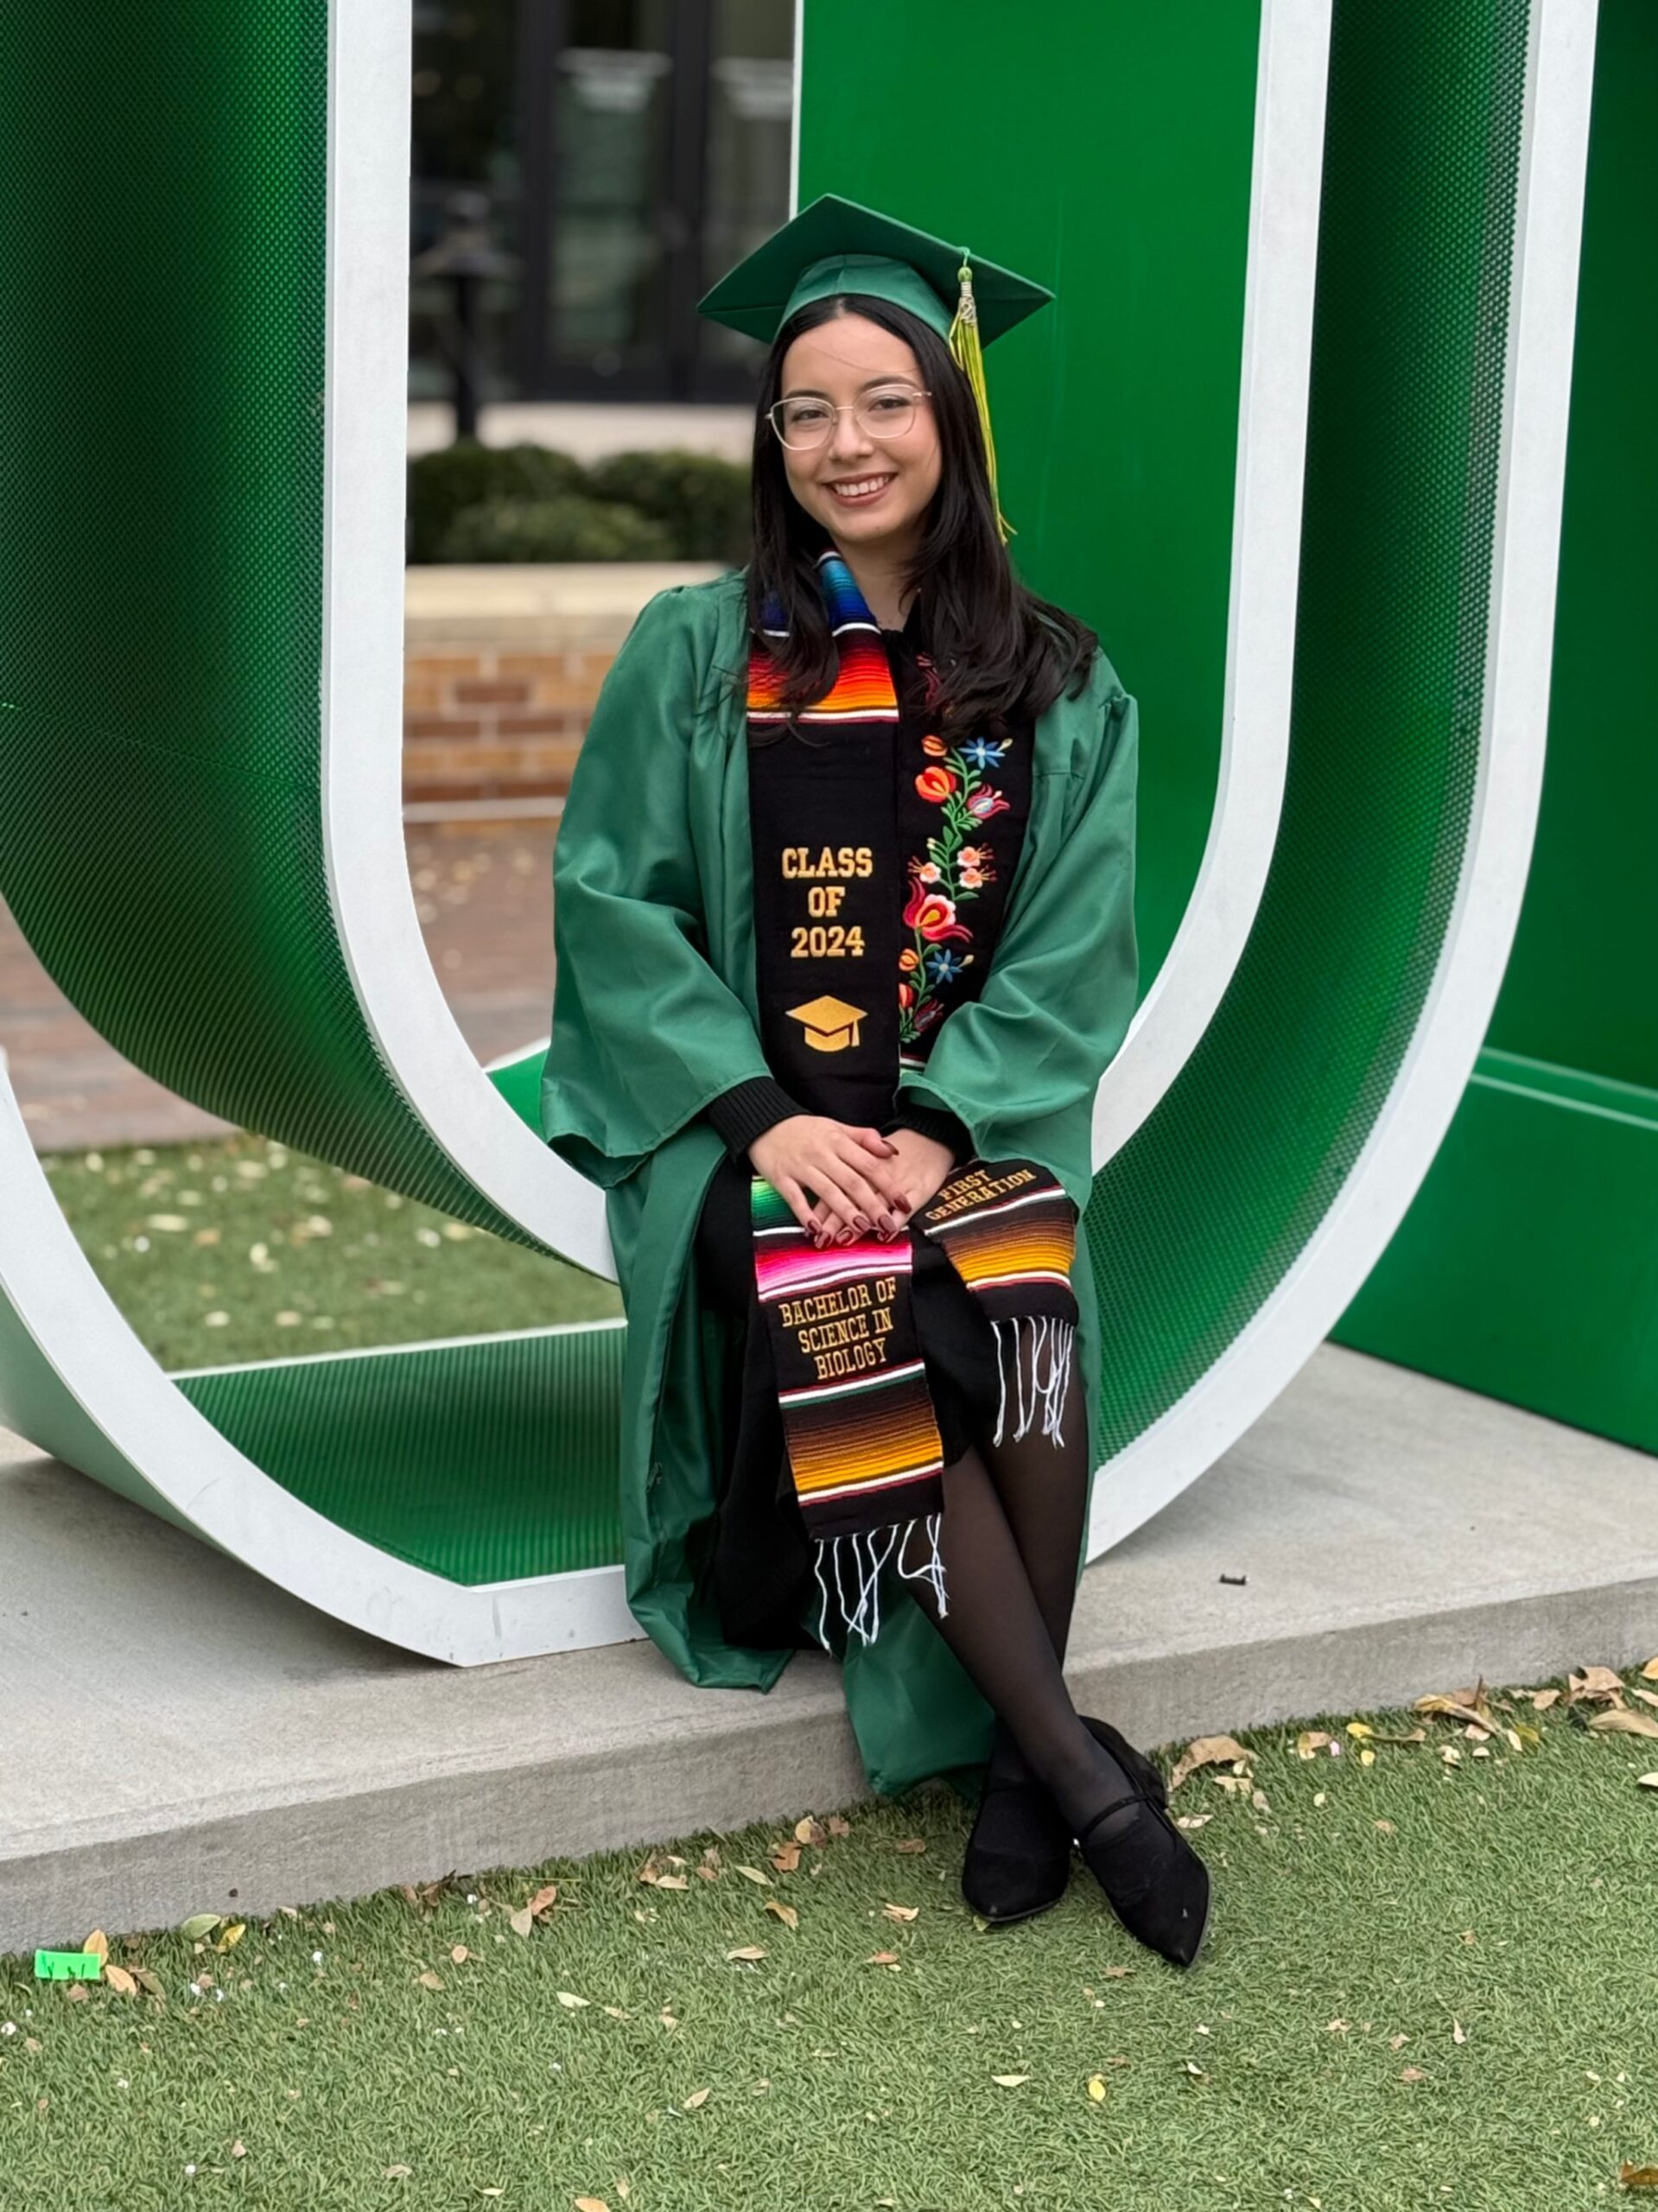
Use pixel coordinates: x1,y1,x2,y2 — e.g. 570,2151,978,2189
774,311,943,556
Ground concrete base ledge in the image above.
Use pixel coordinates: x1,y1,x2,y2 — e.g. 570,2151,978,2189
3,1343,1655,1956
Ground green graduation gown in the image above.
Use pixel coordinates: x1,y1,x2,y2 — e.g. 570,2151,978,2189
540,566,1140,1797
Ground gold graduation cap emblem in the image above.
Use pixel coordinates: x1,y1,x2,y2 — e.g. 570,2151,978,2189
787,993,866,1052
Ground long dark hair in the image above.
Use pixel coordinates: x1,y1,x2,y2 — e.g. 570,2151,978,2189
734,292,1099,747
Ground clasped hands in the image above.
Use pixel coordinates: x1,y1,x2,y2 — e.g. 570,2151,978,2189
747,1115,956,1249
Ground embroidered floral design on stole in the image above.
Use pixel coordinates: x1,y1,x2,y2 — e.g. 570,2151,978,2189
899,708,1013,1052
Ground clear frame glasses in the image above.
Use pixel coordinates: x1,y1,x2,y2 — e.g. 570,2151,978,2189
766,385,932,450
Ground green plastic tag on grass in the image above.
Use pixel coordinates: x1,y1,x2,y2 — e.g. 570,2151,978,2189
34,1949,103,1980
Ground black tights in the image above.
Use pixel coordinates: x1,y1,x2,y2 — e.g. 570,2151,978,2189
897,1357,1134,1837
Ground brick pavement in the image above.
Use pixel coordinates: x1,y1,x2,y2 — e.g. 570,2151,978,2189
0,823,558,1154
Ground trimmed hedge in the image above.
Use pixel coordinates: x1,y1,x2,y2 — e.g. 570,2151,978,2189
408,440,751,565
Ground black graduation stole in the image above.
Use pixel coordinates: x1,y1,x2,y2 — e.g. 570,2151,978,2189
744,548,1078,1650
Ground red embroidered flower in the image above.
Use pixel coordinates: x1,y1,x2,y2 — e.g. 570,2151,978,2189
915,765,957,804
902,882,973,941
921,734,948,759
965,785,1010,820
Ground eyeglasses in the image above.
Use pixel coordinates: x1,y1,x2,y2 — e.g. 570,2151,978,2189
766,386,932,450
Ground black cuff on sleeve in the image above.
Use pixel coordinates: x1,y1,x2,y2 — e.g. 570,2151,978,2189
704,1076,804,1160
883,1102,974,1164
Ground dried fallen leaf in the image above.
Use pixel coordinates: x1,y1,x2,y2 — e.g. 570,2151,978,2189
1642,1657,1658,1681
575,2198,611,2212
765,1900,798,1930
1452,2019,1466,2044
734,1866,772,1888
881,1904,919,1923
828,1815,852,1837
557,1992,591,2010
416,1972,443,1991
449,1945,471,1965
508,1909,535,1939
1413,1694,1496,1732
1528,1687,1561,1710
1568,1665,1626,1704
1630,1689,1658,1712
1295,1731,1336,1759
683,2087,711,2111
867,1951,900,1968
653,1874,689,1891
1619,2164,1658,2190
893,1838,927,1854
215,1923,247,1953
1588,1708,1658,1741
179,1913,221,1942
725,1947,766,1963
101,1965,137,1998
794,1816,829,1847
1169,1736,1252,1791
769,1842,803,1875
527,1884,558,1916
1400,2067,1428,2083
1636,1774,1658,1790
992,2074,1031,2088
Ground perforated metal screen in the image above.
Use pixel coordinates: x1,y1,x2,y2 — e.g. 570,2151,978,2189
0,4,541,1249
1083,0,1530,1456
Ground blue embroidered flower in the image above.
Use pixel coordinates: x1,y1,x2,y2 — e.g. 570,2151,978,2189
959,735,1009,771
924,944,969,983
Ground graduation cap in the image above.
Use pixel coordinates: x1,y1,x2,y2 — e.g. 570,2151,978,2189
787,992,867,1052
696,192,1053,543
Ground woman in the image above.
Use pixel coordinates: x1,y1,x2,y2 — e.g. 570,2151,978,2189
542,193,1209,1969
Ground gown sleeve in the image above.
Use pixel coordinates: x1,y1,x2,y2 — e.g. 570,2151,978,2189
703,1074,804,1161
891,669,1140,1181
539,587,780,1191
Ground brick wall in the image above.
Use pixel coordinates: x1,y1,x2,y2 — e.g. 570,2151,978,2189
403,648,605,806
402,562,730,810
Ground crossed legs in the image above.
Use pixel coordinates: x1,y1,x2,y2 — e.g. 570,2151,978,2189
897,1357,1130,1837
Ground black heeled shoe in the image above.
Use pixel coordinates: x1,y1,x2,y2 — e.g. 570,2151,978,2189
1075,1770,1211,1969
962,1716,1169,1927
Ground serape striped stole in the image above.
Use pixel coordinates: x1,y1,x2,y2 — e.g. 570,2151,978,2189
744,550,1080,1649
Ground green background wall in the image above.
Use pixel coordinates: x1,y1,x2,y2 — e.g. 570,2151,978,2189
1336,0,1658,1459
800,2,1261,991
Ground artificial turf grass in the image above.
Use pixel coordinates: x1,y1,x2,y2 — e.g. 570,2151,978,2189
40,1130,621,1370
3,1669,1655,2212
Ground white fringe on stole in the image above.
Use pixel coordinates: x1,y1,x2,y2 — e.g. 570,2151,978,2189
811,1510,949,1652
807,1319,1076,1650
991,1314,1077,1446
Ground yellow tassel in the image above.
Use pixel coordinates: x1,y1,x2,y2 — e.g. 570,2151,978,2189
946,254,1016,544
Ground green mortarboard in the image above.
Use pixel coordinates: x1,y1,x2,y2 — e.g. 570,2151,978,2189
696,191,1054,543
